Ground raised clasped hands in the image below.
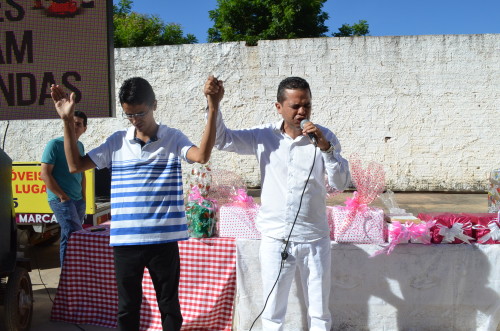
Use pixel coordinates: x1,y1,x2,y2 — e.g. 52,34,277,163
51,84,76,120
204,75,224,106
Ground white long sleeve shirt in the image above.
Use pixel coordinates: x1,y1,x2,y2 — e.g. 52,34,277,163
215,111,350,242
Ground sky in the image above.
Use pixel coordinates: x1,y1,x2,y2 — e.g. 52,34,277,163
114,0,500,43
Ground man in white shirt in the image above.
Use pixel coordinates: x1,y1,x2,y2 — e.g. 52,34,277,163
214,77,350,331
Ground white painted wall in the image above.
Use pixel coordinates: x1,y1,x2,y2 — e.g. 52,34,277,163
2,34,499,191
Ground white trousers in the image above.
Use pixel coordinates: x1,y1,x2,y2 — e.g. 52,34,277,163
259,236,332,331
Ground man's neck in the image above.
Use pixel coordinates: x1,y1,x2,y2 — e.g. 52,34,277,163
135,123,159,143
281,122,302,140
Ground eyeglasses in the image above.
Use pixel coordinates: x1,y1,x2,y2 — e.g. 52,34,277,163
122,108,151,119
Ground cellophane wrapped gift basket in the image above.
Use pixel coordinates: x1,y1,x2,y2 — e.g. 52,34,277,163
327,156,386,244
184,164,217,238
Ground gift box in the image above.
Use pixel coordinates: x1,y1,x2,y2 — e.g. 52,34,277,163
328,205,386,244
408,221,434,244
218,188,260,239
418,212,498,244
475,220,500,244
417,213,474,244
388,221,409,243
375,220,434,255
328,156,386,243
386,221,411,254
467,213,500,244
219,203,260,239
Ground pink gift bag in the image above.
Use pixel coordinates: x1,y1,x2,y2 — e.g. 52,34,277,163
327,156,386,243
328,205,385,243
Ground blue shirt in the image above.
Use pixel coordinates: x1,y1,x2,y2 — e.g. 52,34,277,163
41,137,85,201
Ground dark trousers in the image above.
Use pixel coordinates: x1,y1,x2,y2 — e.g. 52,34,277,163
113,242,183,331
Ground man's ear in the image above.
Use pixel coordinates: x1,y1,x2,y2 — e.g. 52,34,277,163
275,102,282,115
152,100,158,111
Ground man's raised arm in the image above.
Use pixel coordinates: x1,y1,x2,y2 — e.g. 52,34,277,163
186,75,224,164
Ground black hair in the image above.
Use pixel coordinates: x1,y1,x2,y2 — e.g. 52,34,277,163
118,77,156,106
74,110,87,127
276,77,311,103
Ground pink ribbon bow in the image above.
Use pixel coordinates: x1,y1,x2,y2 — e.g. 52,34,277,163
232,188,254,204
345,191,368,213
407,221,433,244
385,221,411,254
188,186,218,211
188,186,205,204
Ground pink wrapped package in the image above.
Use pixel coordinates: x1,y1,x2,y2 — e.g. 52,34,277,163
383,221,412,255
218,189,261,239
388,221,410,243
328,156,386,243
408,221,434,244
384,221,434,254
328,205,385,243
417,212,498,244
418,213,474,244
469,214,500,244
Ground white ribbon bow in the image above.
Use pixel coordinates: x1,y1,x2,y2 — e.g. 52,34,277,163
478,222,500,243
438,222,474,244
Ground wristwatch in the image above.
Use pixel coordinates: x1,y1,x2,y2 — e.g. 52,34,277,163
321,141,335,154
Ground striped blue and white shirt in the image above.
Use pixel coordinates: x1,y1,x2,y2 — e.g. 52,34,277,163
88,125,193,246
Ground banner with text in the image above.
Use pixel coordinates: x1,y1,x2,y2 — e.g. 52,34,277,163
0,0,114,120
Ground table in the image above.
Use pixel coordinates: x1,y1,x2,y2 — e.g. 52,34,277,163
234,239,500,331
51,225,236,331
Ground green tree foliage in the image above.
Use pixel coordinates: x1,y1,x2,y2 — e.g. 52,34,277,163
208,0,329,45
113,0,197,47
332,20,369,37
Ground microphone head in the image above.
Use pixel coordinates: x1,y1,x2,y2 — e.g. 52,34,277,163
300,119,310,129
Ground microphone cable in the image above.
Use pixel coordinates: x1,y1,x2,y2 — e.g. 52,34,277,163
248,146,317,331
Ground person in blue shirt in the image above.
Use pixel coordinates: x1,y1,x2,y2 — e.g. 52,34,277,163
41,110,88,265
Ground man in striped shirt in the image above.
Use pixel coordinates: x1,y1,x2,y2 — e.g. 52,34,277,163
50,76,223,331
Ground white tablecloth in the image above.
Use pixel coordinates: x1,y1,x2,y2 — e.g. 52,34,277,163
235,240,500,331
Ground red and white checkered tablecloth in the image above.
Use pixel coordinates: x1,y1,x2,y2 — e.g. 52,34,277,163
51,225,236,330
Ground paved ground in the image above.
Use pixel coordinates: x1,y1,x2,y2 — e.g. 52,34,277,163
0,193,490,331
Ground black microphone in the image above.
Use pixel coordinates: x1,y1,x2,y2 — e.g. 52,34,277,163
300,119,317,147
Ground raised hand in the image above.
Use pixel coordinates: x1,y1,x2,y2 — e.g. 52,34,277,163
51,84,76,120
204,75,224,106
